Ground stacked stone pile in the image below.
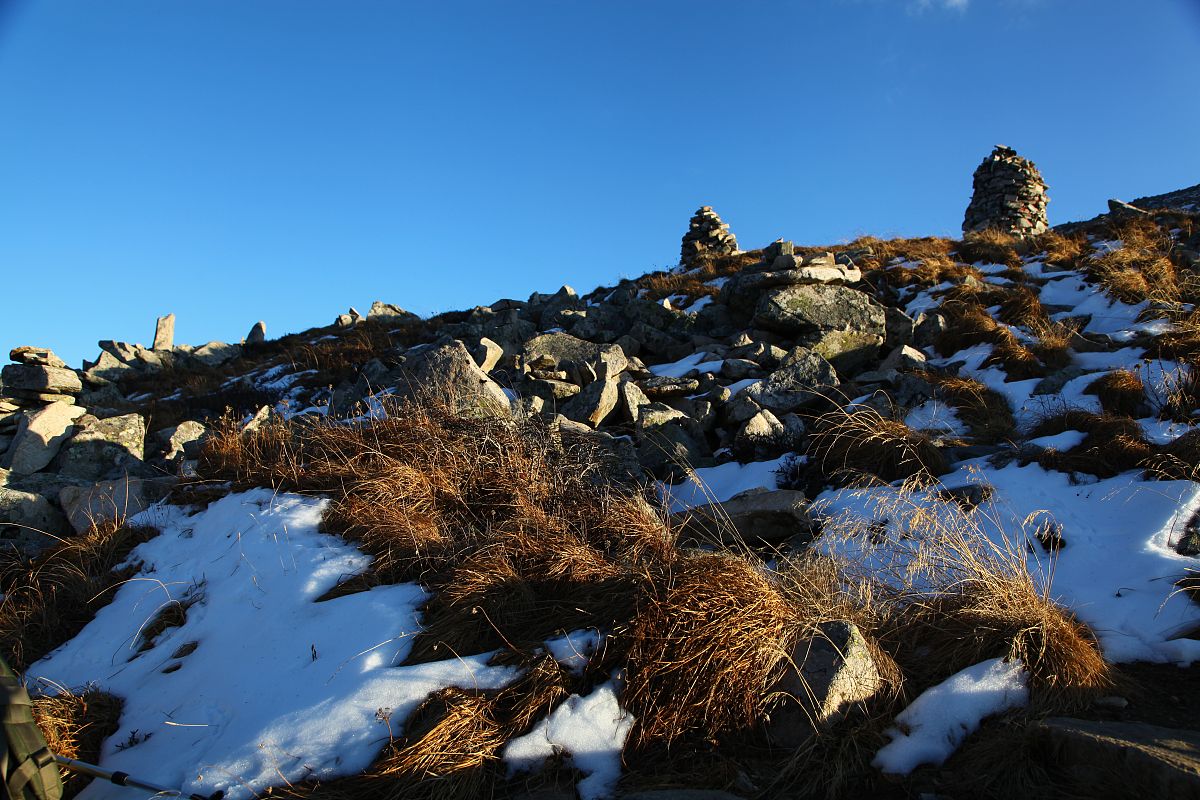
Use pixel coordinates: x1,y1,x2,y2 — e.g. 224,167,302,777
680,206,738,266
962,144,1049,236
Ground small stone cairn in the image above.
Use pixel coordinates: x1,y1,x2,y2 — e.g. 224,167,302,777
680,206,738,266
962,145,1049,236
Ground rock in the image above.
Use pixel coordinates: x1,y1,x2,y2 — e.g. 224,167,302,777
879,345,927,373
1,364,82,396
367,301,420,323
157,420,207,462
639,376,701,399
153,313,175,350
527,378,582,404
962,144,1049,236
56,413,147,480
523,333,628,379
811,329,883,376
1029,718,1200,799
765,621,883,748
58,476,175,534
470,337,504,373
636,403,712,480
744,349,839,412
9,346,67,369
722,263,863,315
1107,198,1150,217
734,409,789,460
83,350,133,385
99,340,139,364
913,312,947,350
884,307,915,348
245,321,267,345
0,486,72,554
680,206,738,266
0,403,87,474
762,239,795,262
720,359,763,381
561,368,620,428
616,378,651,424
752,284,885,338
671,488,813,548
191,342,241,367
392,341,511,415
538,285,584,329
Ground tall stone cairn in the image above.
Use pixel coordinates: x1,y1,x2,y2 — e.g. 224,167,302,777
680,206,738,266
962,145,1049,236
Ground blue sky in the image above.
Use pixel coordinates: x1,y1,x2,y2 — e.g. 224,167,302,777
1,0,1198,368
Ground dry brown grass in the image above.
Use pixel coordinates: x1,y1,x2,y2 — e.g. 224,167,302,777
996,285,1048,328
0,521,160,672
842,235,956,271
807,406,948,486
1142,428,1200,481
1029,412,1153,478
934,301,1010,356
623,553,805,747
1084,369,1146,416
928,375,1017,443
1031,230,1089,266
1088,217,1183,306
1144,310,1200,366
31,689,123,799
956,230,1022,268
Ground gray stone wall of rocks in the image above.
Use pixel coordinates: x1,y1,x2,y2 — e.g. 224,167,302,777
962,145,1049,236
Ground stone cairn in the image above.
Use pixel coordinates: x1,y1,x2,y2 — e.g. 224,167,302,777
680,206,738,266
962,145,1049,236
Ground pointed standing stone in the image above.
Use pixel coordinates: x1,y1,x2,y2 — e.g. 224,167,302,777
246,321,267,345
153,314,175,350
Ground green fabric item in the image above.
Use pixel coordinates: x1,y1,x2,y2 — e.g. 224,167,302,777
0,656,62,800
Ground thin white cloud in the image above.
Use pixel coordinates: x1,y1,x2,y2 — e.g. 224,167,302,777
909,0,970,12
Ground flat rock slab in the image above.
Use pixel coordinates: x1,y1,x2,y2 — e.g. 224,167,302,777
1,363,82,395
1,402,86,474
58,476,175,534
670,488,814,547
1029,717,1200,799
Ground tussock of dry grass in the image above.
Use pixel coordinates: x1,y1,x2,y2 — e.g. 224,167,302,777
956,230,1022,268
996,286,1048,329
1029,412,1152,478
624,553,804,747
1088,217,1185,307
1084,369,1146,416
929,375,1017,443
31,689,123,799
0,521,160,672
1031,230,1088,265
807,406,947,486
1142,428,1200,481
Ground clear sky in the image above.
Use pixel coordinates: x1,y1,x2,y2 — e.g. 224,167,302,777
1,0,1198,368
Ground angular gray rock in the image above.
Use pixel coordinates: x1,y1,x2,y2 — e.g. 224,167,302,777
246,321,267,345
1,364,83,397
471,337,504,373
153,313,175,350
561,368,619,428
811,329,883,376
192,342,241,367
9,347,68,369
392,340,511,414
0,403,87,474
671,487,813,548
636,403,712,480
367,301,421,323
56,413,147,480
744,349,839,412
753,285,886,338
765,621,883,748
523,333,628,380
157,420,207,462
0,486,72,554
58,476,175,534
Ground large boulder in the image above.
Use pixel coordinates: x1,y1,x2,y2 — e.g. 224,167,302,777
523,333,628,380
743,348,839,412
753,284,886,338
367,301,421,324
191,342,241,367
636,403,712,480
56,413,147,480
0,403,87,474
670,488,814,548
0,486,72,554
561,368,620,428
58,476,175,534
392,340,511,414
765,621,884,748
1028,718,1200,799
1,363,82,398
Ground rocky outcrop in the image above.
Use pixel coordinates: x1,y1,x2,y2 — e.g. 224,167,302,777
680,206,738,266
962,144,1049,236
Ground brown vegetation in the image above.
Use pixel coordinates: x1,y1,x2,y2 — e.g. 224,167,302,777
31,689,123,799
928,375,1017,443
1084,369,1146,416
807,406,948,486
